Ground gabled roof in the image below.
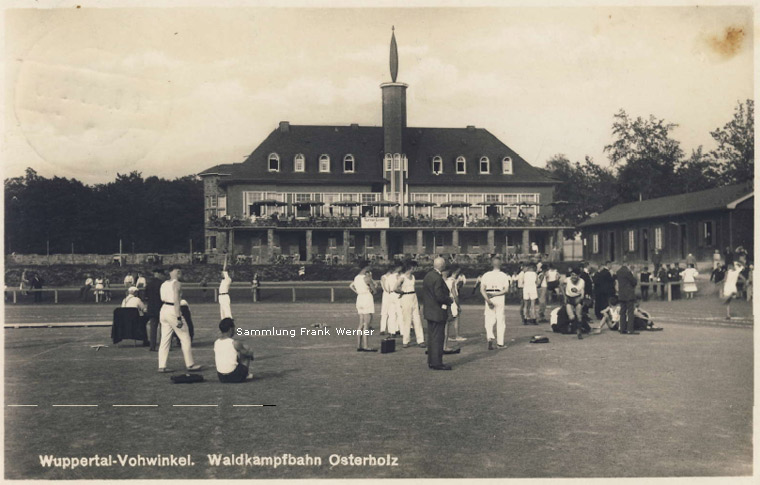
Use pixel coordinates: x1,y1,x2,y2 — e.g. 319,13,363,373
198,124,559,186
578,183,753,228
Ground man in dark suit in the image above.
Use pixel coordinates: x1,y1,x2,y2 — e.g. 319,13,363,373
615,260,638,335
422,257,454,370
144,268,165,351
593,262,615,319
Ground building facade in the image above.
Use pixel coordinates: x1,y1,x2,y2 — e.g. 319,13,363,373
579,184,754,265
199,30,571,263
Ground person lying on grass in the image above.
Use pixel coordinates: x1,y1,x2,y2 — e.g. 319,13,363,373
214,318,254,383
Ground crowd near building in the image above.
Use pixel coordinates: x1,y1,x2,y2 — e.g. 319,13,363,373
199,30,571,264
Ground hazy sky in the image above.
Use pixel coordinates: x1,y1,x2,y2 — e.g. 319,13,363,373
3,4,754,184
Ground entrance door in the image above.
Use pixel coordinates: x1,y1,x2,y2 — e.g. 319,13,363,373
609,231,615,262
679,224,687,259
642,228,649,261
298,236,307,262
388,232,404,258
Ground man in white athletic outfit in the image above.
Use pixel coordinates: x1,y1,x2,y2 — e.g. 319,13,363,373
480,255,511,350
219,257,233,320
158,266,202,373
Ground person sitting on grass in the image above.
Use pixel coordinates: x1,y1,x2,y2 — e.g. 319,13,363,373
633,299,663,331
598,295,621,333
214,318,254,383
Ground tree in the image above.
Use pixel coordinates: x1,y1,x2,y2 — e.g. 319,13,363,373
543,154,619,228
604,109,683,202
710,99,754,185
675,147,721,193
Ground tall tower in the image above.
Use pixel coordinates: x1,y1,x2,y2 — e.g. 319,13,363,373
381,27,408,213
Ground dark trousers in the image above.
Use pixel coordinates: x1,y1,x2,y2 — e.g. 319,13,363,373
80,285,91,301
427,320,446,367
148,316,159,350
619,300,635,333
641,286,649,301
594,292,610,320
33,290,42,303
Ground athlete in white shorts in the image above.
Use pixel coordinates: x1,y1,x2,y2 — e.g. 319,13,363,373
480,255,511,350
522,263,539,324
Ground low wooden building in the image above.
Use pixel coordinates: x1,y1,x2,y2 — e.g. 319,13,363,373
578,184,753,265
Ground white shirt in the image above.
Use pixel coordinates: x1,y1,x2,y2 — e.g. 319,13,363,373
482,270,511,304
523,271,538,290
516,271,525,288
160,279,179,304
724,268,741,289
214,338,239,374
136,276,147,288
400,274,416,293
546,269,559,282
353,274,371,295
124,275,134,286
85,278,93,286
121,295,146,315
550,307,561,325
219,271,232,293
385,273,398,294
565,278,585,298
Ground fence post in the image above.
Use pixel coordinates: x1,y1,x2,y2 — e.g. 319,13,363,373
54,290,58,304
13,291,17,304
667,283,672,302
253,288,257,303
214,288,218,303
330,287,335,303
292,287,296,303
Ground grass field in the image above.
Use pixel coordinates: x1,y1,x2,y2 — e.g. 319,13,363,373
3,297,754,479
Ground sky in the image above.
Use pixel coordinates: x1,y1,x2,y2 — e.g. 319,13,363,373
2,4,754,184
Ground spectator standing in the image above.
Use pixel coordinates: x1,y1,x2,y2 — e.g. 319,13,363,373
31,273,43,303
135,273,147,299
80,274,93,301
615,260,638,335
713,250,722,270
639,266,651,301
252,272,261,302
94,276,105,303
123,272,135,289
657,264,669,300
680,264,699,299
103,276,112,302
593,261,615,320
20,269,30,296
144,268,165,352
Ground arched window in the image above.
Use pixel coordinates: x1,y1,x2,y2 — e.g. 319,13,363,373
502,157,513,174
343,154,355,173
432,156,443,175
294,154,305,172
479,156,490,174
456,156,466,174
268,153,280,172
319,155,330,173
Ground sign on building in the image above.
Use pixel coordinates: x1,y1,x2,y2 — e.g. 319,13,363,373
361,217,390,229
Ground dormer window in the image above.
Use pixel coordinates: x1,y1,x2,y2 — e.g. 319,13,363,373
294,154,305,172
319,155,330,173
343,154,355,173
502,157,513,174
456,156,466,174
432,156,443,175
479,156,490,174
268,153,280,172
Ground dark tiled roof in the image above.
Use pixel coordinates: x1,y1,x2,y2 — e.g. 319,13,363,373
578,184,753,228
198,124,558,186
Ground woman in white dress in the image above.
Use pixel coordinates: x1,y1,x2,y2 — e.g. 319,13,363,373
94,276,105,303
349,260,377,352
680,264,699,299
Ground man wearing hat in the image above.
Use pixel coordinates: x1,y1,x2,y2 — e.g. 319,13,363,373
616,258,639,335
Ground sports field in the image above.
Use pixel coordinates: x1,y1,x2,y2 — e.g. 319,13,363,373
4,297,754,479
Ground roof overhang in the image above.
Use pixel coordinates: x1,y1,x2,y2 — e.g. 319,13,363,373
726,192,754,209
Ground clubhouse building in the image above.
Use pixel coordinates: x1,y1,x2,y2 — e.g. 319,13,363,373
199,30,571,264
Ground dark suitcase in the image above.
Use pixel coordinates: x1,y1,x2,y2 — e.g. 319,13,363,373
380,338,396,354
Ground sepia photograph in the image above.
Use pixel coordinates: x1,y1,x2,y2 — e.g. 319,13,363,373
2,0,756,481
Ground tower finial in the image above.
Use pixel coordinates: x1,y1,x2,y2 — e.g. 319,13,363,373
390,27,398,82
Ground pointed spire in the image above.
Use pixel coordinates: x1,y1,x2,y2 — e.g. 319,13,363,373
390,26,398,83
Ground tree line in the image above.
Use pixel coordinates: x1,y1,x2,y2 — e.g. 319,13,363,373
543,99,754,227
4,100,753,254
5,171,204,255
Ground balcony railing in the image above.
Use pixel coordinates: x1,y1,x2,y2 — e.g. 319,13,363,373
208,215,573,229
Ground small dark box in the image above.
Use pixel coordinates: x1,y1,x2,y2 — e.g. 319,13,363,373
381,338,396,354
